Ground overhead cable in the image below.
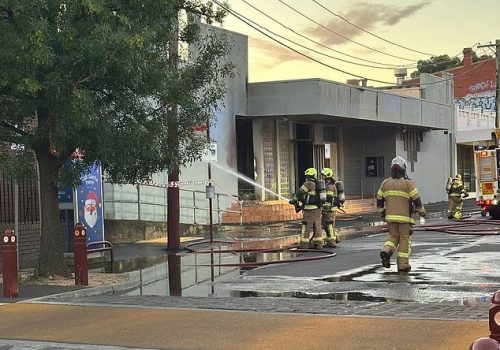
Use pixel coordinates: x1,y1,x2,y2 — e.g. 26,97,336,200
311,0,436,57
276,0,418,62
210,0,396,85
240,0,408,69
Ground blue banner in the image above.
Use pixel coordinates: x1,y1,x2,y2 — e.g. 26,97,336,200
75,164,104,243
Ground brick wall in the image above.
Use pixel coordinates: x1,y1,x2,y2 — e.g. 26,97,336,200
448,49,496,100
222,200,303,224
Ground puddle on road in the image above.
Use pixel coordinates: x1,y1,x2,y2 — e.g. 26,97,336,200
115,245,498,306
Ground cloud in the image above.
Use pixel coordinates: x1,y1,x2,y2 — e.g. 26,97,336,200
249,37,310,69
304,1,431,46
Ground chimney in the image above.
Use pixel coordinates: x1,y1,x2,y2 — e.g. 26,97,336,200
394,67,407,86
346,79,361,86
463,47,473,67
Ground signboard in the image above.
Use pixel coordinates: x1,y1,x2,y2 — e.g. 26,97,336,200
481,182,495,195
75,164,104,243
58,186,73,203
201,142,217,162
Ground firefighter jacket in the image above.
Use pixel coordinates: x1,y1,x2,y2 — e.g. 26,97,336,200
322,179,338,213
377,177,426,224
448,179,467,197
295,178,320,210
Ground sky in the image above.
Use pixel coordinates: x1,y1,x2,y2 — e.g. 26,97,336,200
213,0,499,87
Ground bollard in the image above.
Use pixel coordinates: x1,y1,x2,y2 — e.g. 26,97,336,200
469,337,500,350
1,229,19,298
73,223,88,286
490,290,500,342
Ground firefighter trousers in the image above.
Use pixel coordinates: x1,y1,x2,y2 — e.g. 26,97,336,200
381,222,412,271
321,210,337,244
301,208,322,246
447,196,463,217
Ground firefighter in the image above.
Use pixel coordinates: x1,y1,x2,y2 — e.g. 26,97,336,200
377,156,426,274
446,174,469,219
320,168,343,248
289,168,324,249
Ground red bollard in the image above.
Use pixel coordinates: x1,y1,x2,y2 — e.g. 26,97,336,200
469,337,500,350
490,290,500,342
73,223,88,286
1,229,19,298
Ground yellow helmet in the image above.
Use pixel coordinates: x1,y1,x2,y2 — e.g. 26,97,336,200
454,211,462,220
320,168,334,178
304,168,317,178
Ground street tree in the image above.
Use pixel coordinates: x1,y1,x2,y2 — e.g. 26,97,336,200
410,52,479,78
0,0,233,277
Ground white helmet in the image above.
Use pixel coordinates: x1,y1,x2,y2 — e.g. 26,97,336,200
391,156,407,172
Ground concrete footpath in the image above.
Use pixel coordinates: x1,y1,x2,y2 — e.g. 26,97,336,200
0,302,489,350
0,198,490,349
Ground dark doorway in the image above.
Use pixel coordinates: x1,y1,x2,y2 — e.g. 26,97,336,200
236,119,255,197
296,124,313,186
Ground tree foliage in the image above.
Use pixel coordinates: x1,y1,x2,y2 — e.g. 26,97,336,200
0,0,233,276
410,52,479,78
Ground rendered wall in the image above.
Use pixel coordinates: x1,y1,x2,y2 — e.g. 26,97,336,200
104,27,248,225
396,130,450,204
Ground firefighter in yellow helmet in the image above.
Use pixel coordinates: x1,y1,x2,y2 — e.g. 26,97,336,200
289,168,324,249
446,174,468,219
377,156,426,274
320,168,343,247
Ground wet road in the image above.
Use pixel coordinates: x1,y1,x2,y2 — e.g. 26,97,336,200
224,216,500,305
0,214,498,349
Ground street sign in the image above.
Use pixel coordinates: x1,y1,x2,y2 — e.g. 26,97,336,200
201,142,217,162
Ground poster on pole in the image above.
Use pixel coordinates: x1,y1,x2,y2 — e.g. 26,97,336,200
75,164,105,243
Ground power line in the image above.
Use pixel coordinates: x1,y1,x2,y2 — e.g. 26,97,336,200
237,0,395,70
210,0,397,85
311,0,436,57
240,0,409,69
276,0,418,62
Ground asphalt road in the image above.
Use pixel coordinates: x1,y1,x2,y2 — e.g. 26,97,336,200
0,213,498,349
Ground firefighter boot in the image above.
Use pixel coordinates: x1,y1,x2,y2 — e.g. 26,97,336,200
380,250,392,268
398,265,412,274
299,222,310,248
324,237,336,248
309,237,324,250
299,236,310,249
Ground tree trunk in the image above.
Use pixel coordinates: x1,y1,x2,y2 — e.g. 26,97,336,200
35,150,70,277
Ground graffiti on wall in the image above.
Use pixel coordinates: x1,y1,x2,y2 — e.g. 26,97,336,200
468,80,496,94
455,94,495,111
455,80,496,111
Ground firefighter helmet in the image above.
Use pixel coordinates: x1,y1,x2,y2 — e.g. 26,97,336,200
391,156,407,172
455,174,462,180
454,211,462,220
320,168,334,178
304,168,317,178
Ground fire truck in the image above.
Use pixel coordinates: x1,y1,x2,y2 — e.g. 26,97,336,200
474,147,500,219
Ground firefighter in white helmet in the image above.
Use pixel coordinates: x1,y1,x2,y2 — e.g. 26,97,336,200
289,168,324,249
320,168,344,247
377,156,426,274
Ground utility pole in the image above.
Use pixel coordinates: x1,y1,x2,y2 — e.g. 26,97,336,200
477,40,500,130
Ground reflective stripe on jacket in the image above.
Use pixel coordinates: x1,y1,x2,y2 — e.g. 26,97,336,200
322,179,338,212
298,179,319,210
448,180,466,197
377,177,426,224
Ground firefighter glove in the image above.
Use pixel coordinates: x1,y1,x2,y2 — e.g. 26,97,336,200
289,198,297,205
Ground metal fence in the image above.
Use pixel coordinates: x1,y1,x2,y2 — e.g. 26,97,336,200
0,171,39,225
103,182,243,226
